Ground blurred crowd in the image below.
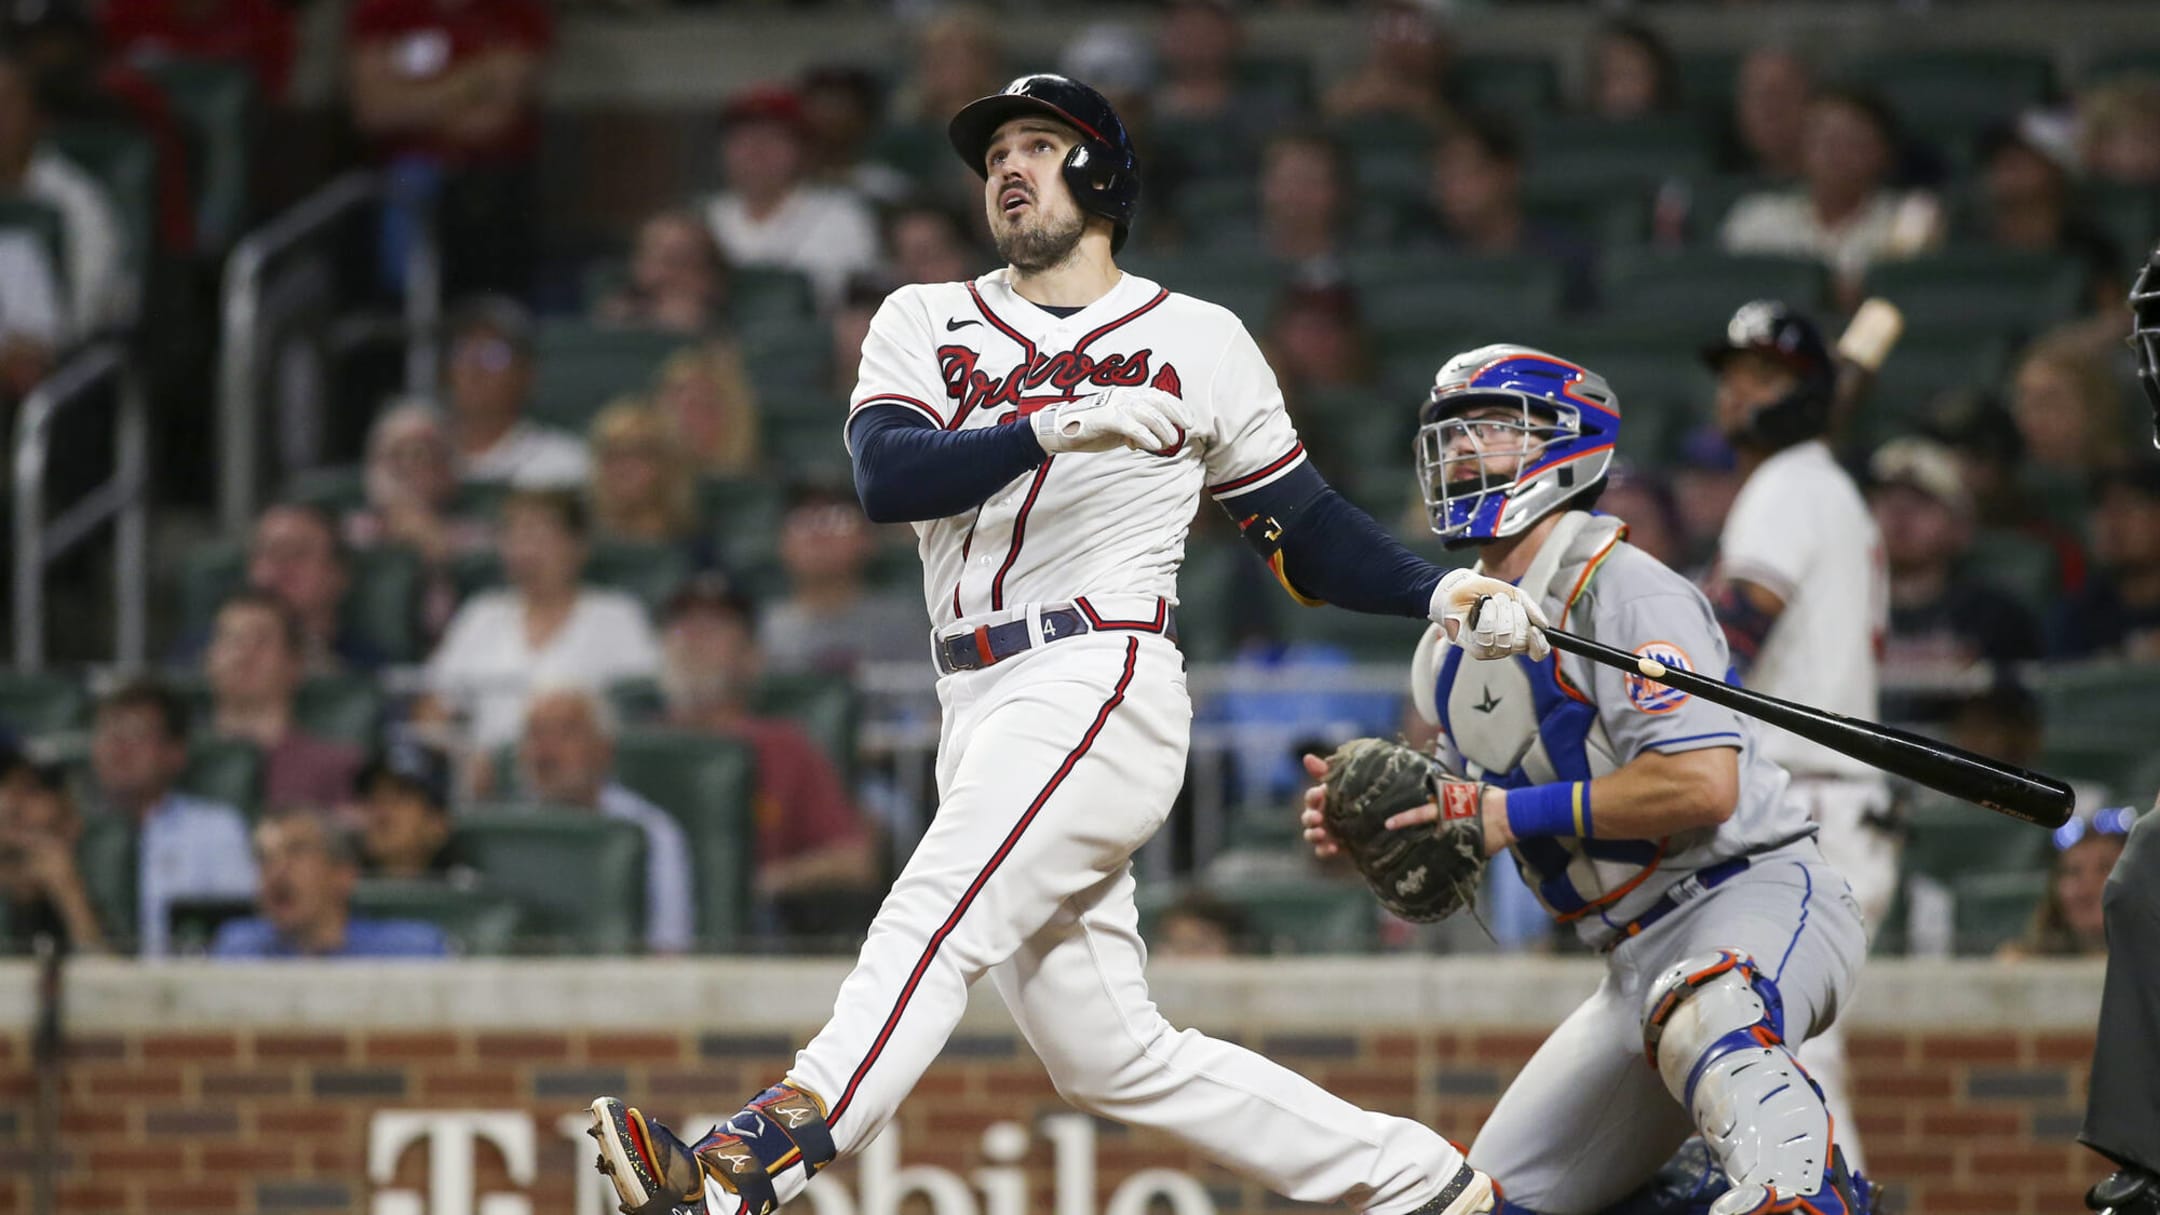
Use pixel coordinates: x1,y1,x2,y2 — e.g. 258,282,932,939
0,0,2154,962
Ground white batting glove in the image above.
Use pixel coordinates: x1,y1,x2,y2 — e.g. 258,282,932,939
1430,568,1551,662
1032,387,1189,454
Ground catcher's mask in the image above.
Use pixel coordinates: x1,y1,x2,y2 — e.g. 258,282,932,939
1416,345,1620,548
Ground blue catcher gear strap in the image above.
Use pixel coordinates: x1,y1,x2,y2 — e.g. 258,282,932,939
1643,950,1836,1202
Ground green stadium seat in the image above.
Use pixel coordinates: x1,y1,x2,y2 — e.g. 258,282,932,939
181,737,263,817
1144,879,1381,955
47,122,154,273
696,476,785,530
0,671,90,737
1845,331,2013,452
350,880,523,956
1600,250,1828,334
1864,250,2084,340
734,267,819,340
1951,869,2047,956
2083,49,2160,88
1454,54,1561,114
1235,56,1315,112
752,675,860,780
2034,663,2160,757
2088,183,2160,276
451,809,648,954
1174,537,1244,662
76,811,138,949
1525,115,1712,193
1845,50,2054,144
1521,179,1653,248
585,538,692,612
1674,174,1782,245
176,539,424,664
763,411,850,472
1675,52,1740,114
608,731,758,950
865,122,947,183
293,673,385,748
1959,529,2059,618
1902,792,2050,882
529,321,691,433
743,327,832,396
1172,177,1259,244
1352,253,1566,337
284,466,368,515
138,59,255,249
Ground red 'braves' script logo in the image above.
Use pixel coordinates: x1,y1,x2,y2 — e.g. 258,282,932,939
940,345,1178,423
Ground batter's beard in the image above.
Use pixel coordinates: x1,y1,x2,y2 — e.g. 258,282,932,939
994,207,1087,273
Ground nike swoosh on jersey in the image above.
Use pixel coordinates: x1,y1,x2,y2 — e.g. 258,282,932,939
945,318,981,331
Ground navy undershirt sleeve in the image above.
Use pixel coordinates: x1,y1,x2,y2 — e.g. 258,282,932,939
1225,460,1444,619
847,405,1048,524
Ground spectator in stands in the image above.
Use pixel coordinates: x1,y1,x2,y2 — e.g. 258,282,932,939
210,807,449,959
446,295,589,489
2011,334,2132,484
1946,681,2044,769
245,502,386,673
424,488,662,750
86,679,254,957
1721,87,1942,307
206,590,366,816
659,577,878,908
1965,127,2125,315
1323,0,1453,128
347,0,553,298
1263,281,1375,409
345,399,489,640
704,86,881,312
516,686,694,954
2050,461,2160,659
1868,438,2041,674
0,48,127,333
1601,463,1686,571
904,8,1004,128
2080,77,2160,187
587,399,712,565
1585,17,1679,121
761,482,923,677
2003,807,2137,959
354,739,469,882
1257,130,1352,270
653,343,761,475
1723,46,1813,179
102,0,297,102
1152,0,1283,146
886,201,984,287
829,274,889,398
1420,112,1595,310
0,230,62,396
0,754,107,953
594,210,731,337
1155,890,1249,959
800,65,909,205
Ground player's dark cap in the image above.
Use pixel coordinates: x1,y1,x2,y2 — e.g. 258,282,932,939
356,737,453,813
1700,299,1833,384
948,74,1140,252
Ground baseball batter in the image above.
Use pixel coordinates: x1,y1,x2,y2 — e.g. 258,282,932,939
589,74,1546,1215
1699,302,1890,1171
1299,346,1871,1214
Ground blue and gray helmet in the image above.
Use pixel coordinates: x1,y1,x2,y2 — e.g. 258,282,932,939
1415,345,1621,546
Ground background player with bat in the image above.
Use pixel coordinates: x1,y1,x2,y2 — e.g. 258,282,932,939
1300,343,1872,1215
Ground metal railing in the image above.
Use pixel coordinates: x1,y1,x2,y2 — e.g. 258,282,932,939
12,342,148,671
218,170,439,534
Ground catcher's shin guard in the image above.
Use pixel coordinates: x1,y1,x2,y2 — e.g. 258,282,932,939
1643,951,1869,1215
589,1084,836,1215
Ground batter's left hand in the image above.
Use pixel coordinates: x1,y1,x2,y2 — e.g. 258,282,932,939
1429,568,1550,662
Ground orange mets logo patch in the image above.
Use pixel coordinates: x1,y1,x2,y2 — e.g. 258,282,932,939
1626,641,1693,713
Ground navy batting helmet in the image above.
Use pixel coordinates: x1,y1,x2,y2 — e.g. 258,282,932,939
948,74,1140,253
1701,299,1835,450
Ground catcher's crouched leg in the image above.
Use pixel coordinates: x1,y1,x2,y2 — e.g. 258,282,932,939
1641,951,1869,1215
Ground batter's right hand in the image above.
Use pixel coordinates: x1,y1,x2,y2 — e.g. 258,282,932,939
1032,386,1190,455
1299,753,1341,859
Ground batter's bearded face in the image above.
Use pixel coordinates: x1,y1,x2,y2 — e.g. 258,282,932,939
983,118,1088,272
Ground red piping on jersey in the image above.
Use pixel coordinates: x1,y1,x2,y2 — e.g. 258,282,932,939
950,508,981,617
1074,596,1170,633
966,283,1037,360
1208,442,1306,497
1073,288,1170,354
826,637,1142,1131
990,457,1055,610
852,393,947,429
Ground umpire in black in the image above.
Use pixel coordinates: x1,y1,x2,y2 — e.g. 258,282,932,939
2089,247,2160,1215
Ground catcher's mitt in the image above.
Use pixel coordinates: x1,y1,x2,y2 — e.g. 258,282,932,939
1320,737,1489,923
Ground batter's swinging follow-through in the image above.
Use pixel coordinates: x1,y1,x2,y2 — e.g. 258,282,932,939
586,73,1557,1215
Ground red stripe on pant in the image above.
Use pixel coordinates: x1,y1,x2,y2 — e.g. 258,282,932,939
827,636,1144,1129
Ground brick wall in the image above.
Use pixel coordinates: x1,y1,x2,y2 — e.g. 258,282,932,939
0,1023,2105,1215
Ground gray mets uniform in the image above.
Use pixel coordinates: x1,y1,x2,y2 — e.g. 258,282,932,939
1409,511,1867,1213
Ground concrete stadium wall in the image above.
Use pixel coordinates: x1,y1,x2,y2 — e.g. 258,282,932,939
0,957,2111,1215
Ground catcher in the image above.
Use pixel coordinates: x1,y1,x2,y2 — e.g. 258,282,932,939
1300,346,1872,1215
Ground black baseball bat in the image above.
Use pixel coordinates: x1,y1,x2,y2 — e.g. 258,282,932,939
1541,626,2074,829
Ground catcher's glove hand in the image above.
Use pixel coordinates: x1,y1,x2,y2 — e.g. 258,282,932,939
1313,737,1490,923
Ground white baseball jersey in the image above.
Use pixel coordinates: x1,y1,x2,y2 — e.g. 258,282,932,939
1713,439,1887,779
847,269,1305,626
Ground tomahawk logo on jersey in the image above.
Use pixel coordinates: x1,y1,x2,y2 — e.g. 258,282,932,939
848,270,1306,629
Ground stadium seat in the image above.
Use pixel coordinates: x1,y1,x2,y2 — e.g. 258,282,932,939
2034,663,2160,756
1171,177,1259,248
176,539,424,664
451,808,649,954
350,880,523,956
47,122,155,273
529,320,691,433
865,122,945,184
76,811,138,949
1959,529,2059,619
181,737,264,818
763,410,851,472
585,538,692,612
1843,331,2013,453
1174,538,1244,662
1524,116,1712,194
1235,56,1315,112
734,267,820,340
1151,115,1262,189
1845,50,2054,145
1453,54,1561,114
1599,250,1828,334
1902,791,2049,882
1673,174,1783,245
1675,52,1741,114
138,59,255,249
284,466,367,515
752,675,860,778
1951,869,2047,955
292,674,384,749
1864,249,2085,340
1143,879,1381,954
0,671,90,737
608,731,758,951
2089,183,2160,278
1351,253,1566,336
743,327,832,396
2083,48,2160,87
1521,179,1653,248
